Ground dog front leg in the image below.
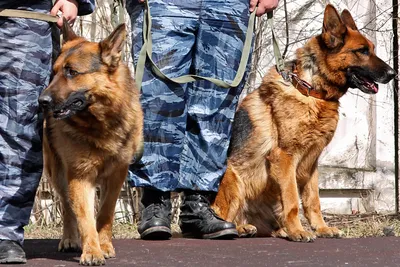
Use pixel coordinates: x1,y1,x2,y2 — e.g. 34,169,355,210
68,177,105,266
269,148,315,242
47,167,80,252
59,195,80,252
96,165,128,259
301,168,341,238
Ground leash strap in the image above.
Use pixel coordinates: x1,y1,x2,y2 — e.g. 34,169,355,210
266,11,286,77
0,9,58,23
135,1,257,89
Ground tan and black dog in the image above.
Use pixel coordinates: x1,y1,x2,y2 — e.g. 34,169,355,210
39,20,143,265
212,4,395,242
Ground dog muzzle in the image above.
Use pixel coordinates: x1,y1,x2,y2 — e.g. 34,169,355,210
52,90,89,119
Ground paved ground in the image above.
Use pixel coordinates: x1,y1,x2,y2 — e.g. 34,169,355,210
6,237,400,267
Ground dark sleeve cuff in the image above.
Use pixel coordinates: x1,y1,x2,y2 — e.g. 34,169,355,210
76,0,95,16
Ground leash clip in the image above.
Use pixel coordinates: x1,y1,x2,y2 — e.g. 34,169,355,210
279,70,291,82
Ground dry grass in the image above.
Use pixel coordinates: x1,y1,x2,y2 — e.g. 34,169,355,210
324,213,400,238
25,214,400,240
25,222,182,240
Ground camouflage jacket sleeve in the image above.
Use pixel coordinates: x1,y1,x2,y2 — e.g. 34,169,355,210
76,0,95,16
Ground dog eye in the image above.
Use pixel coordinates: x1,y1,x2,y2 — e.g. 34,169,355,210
356,48,369,56
64,67,79,78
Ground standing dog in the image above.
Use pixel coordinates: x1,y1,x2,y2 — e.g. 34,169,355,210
39,20,143,265
212,5,395,242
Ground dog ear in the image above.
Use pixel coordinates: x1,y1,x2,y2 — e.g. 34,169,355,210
100,23,127,70
322,4,347,49
341,9,358,30
62,17,78,44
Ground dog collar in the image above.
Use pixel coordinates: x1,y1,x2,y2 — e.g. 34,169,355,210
278,64,327,100
290,72,327,99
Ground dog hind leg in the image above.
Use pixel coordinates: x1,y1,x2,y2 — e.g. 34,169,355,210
236,224,257,238
212,166,257,237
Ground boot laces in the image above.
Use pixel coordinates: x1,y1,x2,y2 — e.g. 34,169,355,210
196,195,223,221
151,198,169,218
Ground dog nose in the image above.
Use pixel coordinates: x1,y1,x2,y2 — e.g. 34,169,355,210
38,95,53,109
386,68,397,81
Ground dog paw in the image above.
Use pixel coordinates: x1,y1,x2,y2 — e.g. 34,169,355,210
58,238,81,252
79,250,105,266
100,242,116,259
287,230,316,242
271,228,288,238
237,224,257,238
315,226,341,238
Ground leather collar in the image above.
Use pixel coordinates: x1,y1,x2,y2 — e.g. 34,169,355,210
279,63,327,100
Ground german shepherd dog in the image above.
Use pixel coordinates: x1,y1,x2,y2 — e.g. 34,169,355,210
39,20,143,265
212,4,395,242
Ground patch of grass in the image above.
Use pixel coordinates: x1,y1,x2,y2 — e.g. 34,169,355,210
24,214,400,240
111,223,140,239
25,223,63,239
25,223,182,240
324,213,400,238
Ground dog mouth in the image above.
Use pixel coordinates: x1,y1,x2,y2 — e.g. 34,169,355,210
351,74,379,94
53,91,88,120
348,72,379,94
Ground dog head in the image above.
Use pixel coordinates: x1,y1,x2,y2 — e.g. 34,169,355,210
299,5,395,96
39,18,127,120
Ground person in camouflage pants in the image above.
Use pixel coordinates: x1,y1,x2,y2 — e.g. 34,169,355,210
126,0,278,240
0,0,94,264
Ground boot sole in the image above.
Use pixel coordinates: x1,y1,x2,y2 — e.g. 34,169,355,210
140,226,172,240
0,256,27,264
183,228,239,240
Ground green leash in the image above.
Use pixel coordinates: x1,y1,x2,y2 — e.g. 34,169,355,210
135,1,258,89
267,12,286,75
135,1,285,89
0,9,58,23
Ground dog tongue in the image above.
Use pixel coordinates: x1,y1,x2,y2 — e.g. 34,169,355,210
362,78,378,93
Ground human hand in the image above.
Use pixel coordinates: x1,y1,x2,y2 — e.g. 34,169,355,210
249,0,279,16
51,0,79,28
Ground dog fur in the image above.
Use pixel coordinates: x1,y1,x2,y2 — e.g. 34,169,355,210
212,4,395,242
39,20,143,265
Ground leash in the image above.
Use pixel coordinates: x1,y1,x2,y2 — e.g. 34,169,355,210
2,3,322,99
267,11,326,99
135,1,258,89
267,12,286,77
0,9,58,23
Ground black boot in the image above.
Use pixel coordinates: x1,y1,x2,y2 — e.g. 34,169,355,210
0,240,26,264
179,191,238,239
138,188,172,240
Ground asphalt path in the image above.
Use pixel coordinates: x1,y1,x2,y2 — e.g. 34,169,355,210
5,237,400,267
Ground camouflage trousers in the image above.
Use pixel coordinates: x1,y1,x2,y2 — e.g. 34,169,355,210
0,1,52,244
127,0,252,192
